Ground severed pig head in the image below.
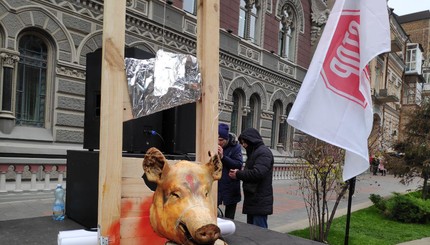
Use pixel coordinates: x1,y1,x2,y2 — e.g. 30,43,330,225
143,147,226,245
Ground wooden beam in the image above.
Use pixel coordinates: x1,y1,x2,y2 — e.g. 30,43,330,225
98,0,126,242
196,0,220,214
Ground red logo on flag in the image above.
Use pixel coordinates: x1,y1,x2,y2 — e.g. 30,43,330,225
321,10,367,108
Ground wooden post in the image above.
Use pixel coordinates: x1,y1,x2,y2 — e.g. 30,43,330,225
98,0,126,242
196,0,220,213
96,0,220,242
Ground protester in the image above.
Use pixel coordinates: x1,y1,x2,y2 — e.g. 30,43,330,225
217,123,243,219
229,127,274,228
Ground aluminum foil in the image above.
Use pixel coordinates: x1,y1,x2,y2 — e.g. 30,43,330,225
125,50,201,118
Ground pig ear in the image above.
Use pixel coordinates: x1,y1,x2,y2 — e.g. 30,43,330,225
143,147,169,183
207,151,222,180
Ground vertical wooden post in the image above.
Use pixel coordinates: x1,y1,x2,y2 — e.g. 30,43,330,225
196,0,220,212
98,0,126,242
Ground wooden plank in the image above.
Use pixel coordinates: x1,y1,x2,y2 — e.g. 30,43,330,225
98,0,126,241
196,0,220,213
120,157,167,244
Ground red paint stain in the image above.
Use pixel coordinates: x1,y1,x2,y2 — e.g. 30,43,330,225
106,197,167,244
121,199,133,216
186,174,195,192
107,220,121,245
137,197,167,244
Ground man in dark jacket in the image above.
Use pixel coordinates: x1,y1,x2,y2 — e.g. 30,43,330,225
229,128,274,228
217,123,243,219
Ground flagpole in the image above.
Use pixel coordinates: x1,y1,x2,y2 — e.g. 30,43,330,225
344,176,356,245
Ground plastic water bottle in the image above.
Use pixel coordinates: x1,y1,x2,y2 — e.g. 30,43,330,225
52,184,65,221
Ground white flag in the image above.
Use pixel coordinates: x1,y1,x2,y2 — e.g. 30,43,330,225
287,0,390,180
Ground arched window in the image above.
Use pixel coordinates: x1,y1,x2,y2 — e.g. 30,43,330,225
16,34,48,127
239,0,262,45
278,4,296,61
271,100,283,148
231,89,245,135
243,93,260,131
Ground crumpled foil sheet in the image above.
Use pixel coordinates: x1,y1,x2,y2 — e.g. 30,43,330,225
125,50,201,118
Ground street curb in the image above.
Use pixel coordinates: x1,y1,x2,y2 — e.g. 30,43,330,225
272,201,374,233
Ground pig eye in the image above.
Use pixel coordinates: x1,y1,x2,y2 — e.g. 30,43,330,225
205,192,209,197
170,192,180,199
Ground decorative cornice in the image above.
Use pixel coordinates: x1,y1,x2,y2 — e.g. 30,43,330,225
0,49,20,67
238,44,261,63
125,15,197,54
261,110,273,120
36,0,104,20
56,62,85,79
220,52,301,92
219,101,233,112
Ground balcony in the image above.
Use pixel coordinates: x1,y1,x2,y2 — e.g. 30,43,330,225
391,37,403,53
375,88,399,103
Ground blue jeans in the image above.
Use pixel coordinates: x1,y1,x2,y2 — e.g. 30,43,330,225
247,214,268,228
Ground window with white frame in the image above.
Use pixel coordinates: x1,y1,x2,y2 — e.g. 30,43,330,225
405,43,423,75
15,34,50,127
183,0,196,15
278,4,296,61
238,0,262,45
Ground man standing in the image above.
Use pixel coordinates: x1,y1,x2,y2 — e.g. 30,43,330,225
217,123,243,219
229,128,274,228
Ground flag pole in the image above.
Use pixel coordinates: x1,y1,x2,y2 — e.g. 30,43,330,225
344,176,356,245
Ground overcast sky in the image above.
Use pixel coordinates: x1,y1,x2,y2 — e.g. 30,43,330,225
387,0,430,16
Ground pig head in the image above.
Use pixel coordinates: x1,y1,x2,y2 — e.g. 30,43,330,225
143,147,225,245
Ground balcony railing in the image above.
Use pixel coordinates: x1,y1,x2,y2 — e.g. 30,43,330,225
375,88,399,103
0,163,66,192
0,162,306,192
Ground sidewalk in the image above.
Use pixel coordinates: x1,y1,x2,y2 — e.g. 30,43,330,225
0,172,428,244
231,172,429,244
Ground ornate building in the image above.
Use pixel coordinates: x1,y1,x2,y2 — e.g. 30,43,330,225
0,0,313,166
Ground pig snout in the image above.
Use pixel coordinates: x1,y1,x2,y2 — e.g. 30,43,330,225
177,206,221,244
195,224,221,244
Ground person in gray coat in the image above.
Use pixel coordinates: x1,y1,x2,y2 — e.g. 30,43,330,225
229,127,274,228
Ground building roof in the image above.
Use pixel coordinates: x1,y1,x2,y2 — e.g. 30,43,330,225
396,10,430,23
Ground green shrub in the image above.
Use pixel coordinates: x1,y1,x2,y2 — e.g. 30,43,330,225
369,194,387,211
369,191,430,224
369,192,430,224
390,194,425,223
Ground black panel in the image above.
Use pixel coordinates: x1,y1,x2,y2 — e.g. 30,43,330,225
162,102,196,154
122,111,164,153
65,150,99,229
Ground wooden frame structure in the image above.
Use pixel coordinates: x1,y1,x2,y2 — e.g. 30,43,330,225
97,0,220,243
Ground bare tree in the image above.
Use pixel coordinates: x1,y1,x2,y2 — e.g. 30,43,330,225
296,136,349,242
